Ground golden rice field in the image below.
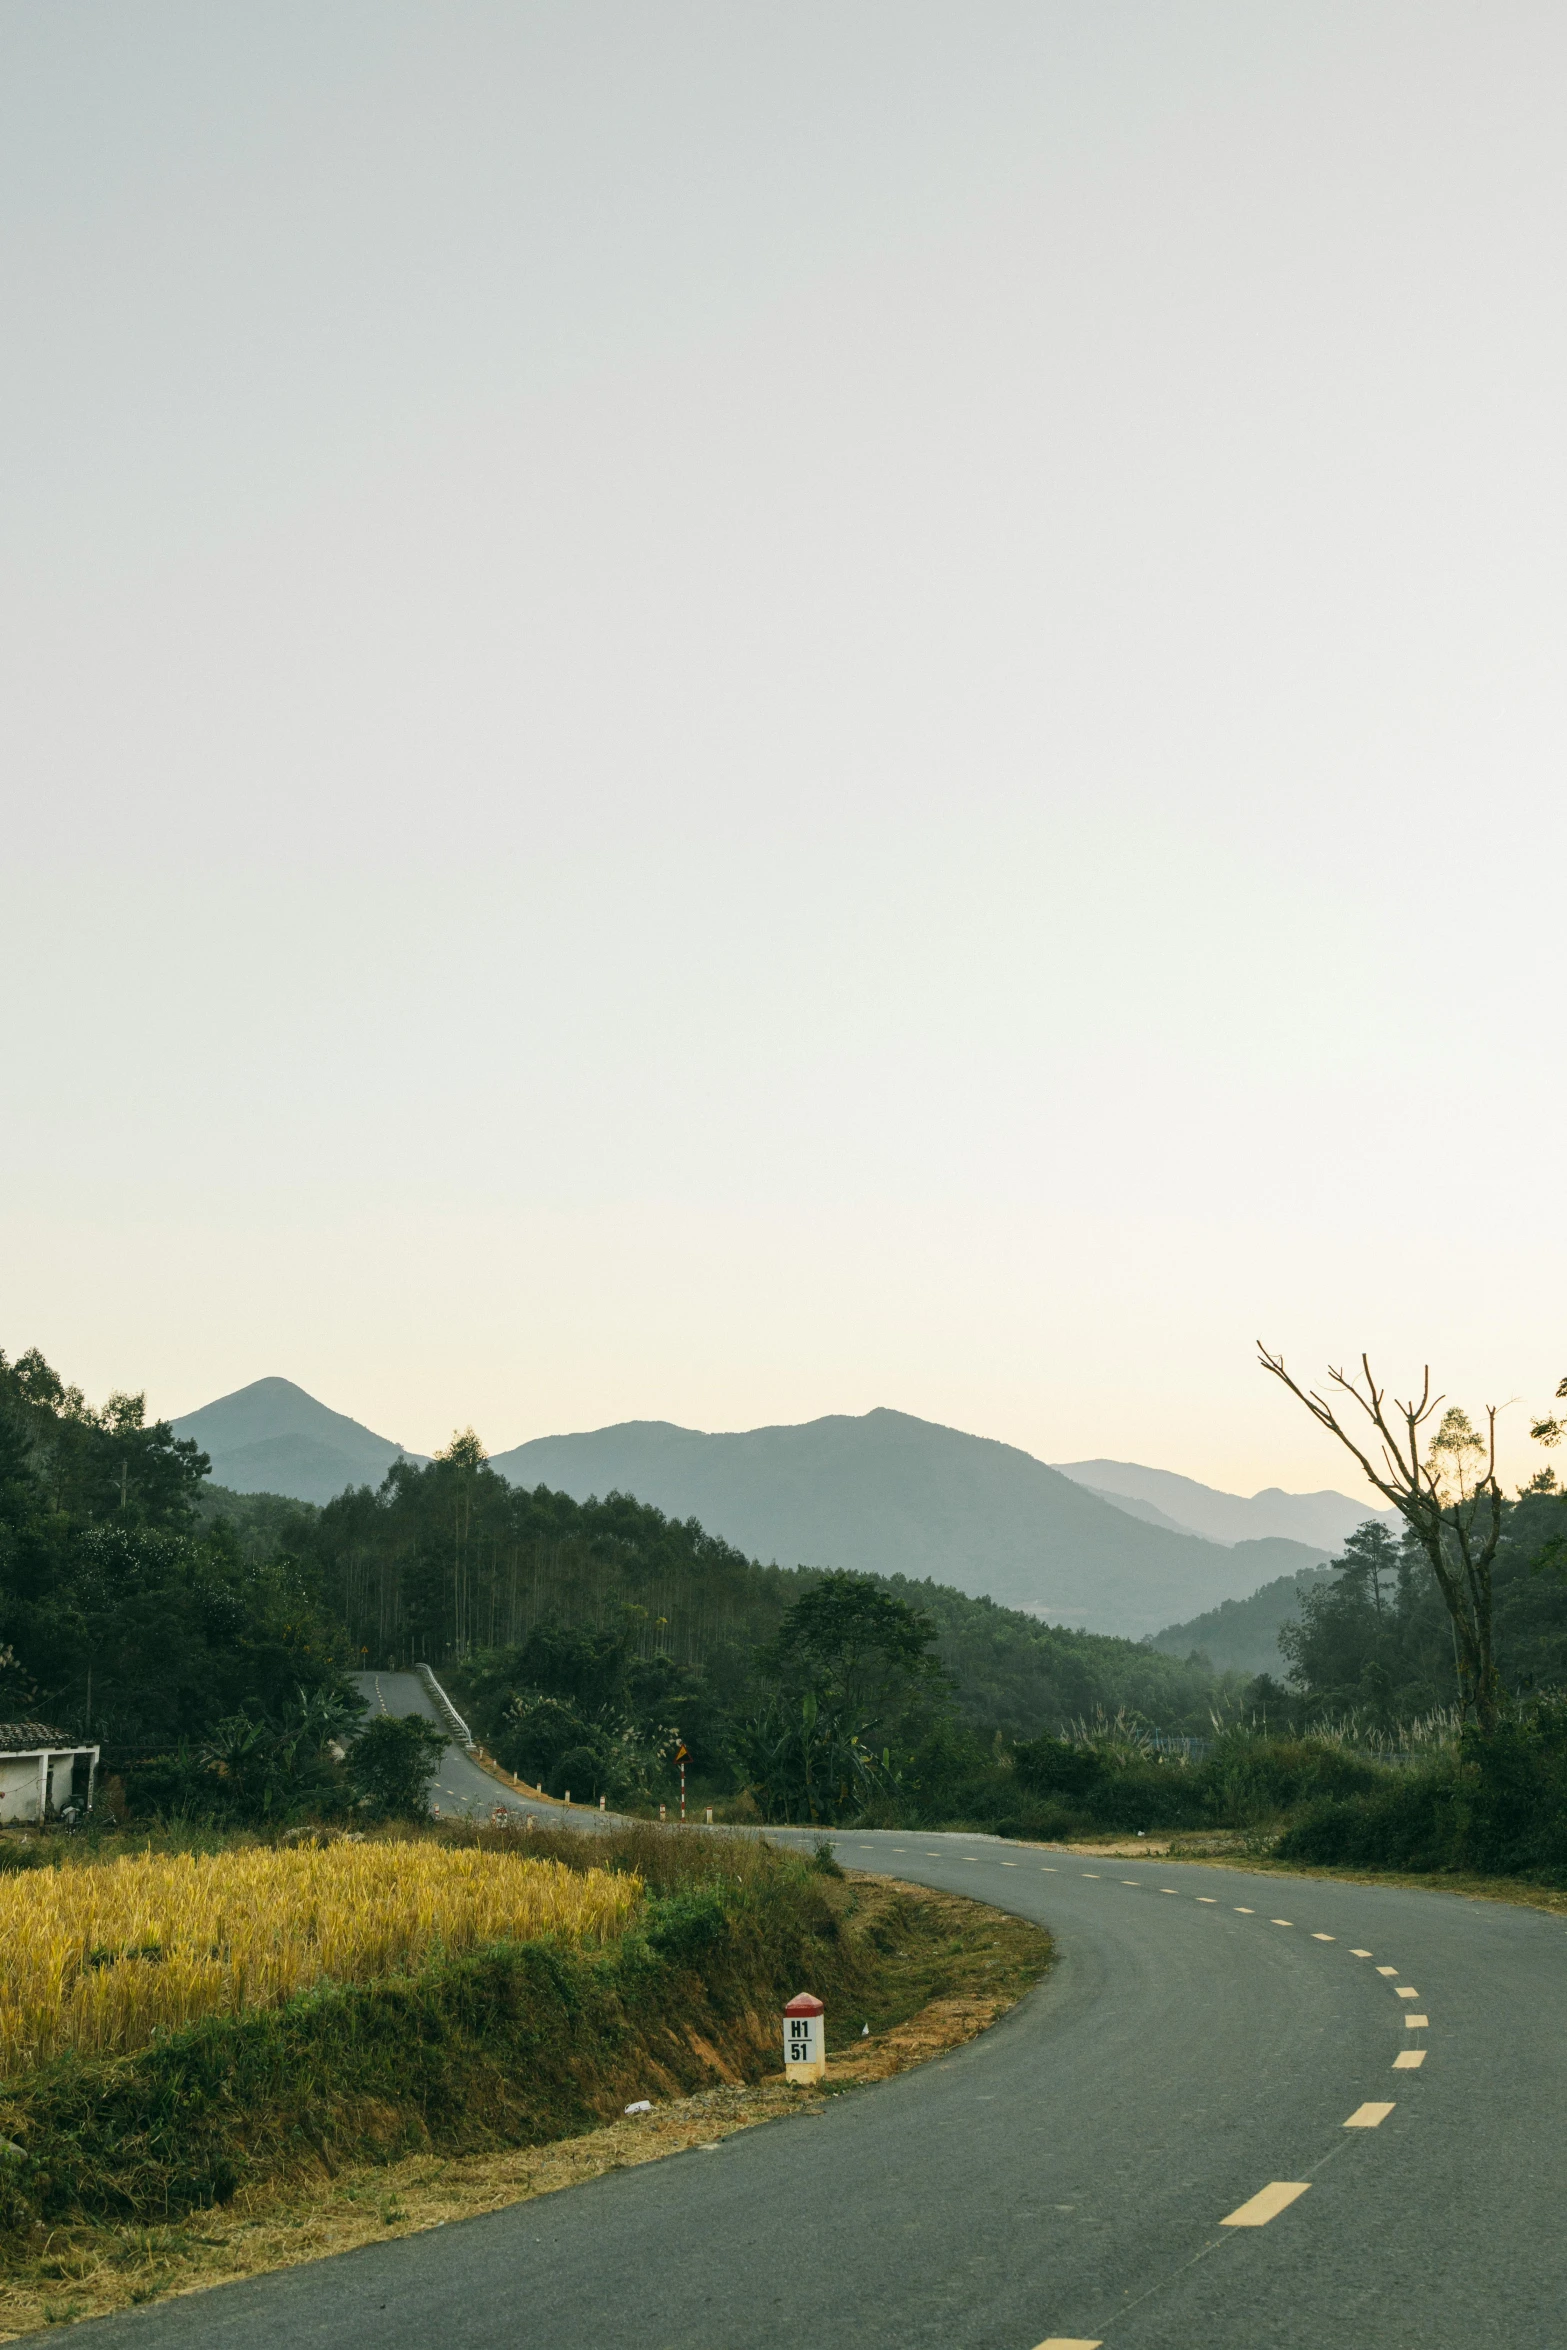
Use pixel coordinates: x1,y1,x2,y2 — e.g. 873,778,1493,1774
0,1844,641,2074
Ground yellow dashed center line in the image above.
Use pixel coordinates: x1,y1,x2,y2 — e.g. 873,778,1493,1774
1394,2050,1426,2069
1395,1986,1419,1998
1352,1948,1373,1957
1312,1933,1335,1941
1376,1966,1398,1977
1270,1918,1293,1927
1403,2013,1429,2028
1345,2102,1395,2128
1033,2338,1103,2348
1234,1906,1254,1914
1196,1896,1217,1903
1221,2181,1310,2227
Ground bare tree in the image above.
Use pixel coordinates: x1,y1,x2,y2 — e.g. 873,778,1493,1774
1257,1347,1504,1734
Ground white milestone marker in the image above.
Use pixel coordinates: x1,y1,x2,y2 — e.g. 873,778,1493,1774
783,1992,826,2085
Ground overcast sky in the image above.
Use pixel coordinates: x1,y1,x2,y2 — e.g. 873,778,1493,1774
5,2,1565,1493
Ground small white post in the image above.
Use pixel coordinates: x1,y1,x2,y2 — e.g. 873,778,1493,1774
564,1789,571,1806
599,1794,606,1812
659,1803,666,1822
705,1807,713,1824
783,1992,825,2085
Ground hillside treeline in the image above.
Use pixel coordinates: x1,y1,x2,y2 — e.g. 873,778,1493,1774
11,1347,1567,1874
261,1433,1236,1742
0,1350,348,1750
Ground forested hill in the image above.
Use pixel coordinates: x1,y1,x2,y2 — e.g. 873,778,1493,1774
1149,1565,1334,1677
198,1464,1237,1741
169,1383,1337,1637
486,1408,1319,1638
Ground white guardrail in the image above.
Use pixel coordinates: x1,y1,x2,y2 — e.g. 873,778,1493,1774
416,1664,474,1750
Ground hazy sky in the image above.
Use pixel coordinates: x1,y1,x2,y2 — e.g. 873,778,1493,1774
5,2,1565,1494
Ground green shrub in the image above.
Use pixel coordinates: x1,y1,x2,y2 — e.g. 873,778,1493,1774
1453,1699,1567,1874
1201,1732,1381,1826
1274,1768,1457,1869
346,1716,446,1819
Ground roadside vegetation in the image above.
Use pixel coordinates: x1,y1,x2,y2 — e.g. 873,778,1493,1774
0,1817,1050,2324
6,1340,1567,1880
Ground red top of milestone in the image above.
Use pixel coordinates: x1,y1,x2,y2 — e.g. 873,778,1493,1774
783,1992,824,2017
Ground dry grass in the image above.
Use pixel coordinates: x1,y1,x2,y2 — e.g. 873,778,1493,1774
0,1874,1050,2338
0,1845,639,2073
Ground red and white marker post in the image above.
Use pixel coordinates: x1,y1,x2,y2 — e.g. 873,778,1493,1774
782,1992,826,2085
676,1740,689,1821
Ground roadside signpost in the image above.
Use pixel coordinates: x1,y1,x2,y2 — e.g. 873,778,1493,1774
783,1992,826,2085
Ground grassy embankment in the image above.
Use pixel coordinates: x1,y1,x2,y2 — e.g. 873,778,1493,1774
0,1824,1050,2335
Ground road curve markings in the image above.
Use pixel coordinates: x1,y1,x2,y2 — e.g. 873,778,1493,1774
1221,2181,1310,2227
1345,2103,1395,2128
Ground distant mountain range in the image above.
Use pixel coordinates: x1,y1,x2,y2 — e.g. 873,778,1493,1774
1054,1460,1396,1551
485,1412,1337,1637
170,1380,1390,1640
172,1378,428,1506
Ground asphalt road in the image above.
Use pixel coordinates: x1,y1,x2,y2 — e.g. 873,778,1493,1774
73,1822,1567,2348
348,1669,621,1831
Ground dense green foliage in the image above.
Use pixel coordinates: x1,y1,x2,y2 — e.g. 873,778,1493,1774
1275,1699,1567,1876
344,1714,447,1819
0,1352,349,1751
13,1345,1567,1874
1278,1503,1567,1723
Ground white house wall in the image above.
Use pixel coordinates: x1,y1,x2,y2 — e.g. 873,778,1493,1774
0,1759,46,1823
0,1753,95,1823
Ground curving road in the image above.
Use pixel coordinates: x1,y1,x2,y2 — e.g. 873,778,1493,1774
349,1670,622,1832
74,1826,1567,2348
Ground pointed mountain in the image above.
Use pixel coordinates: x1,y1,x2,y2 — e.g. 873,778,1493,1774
171,1377,427,1505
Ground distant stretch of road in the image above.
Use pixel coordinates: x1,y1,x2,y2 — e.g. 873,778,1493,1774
349,1669,622,1831
78,1798,1567,2345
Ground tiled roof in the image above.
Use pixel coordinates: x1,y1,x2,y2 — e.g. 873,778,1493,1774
0,1724,78,1754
